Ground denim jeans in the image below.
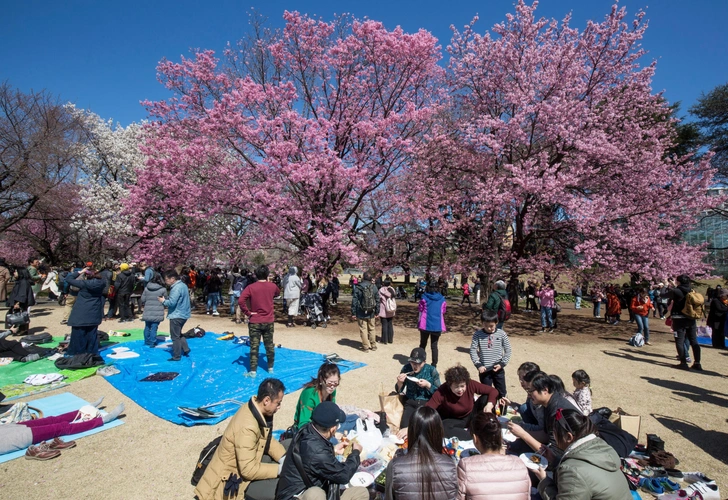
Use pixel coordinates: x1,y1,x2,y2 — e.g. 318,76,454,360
635,315,649,341
230,293,239,315
541,307,553,328
673,318,700,364
593,302,601,317
143,321,160,346
575,296,582,309
206,292,220,313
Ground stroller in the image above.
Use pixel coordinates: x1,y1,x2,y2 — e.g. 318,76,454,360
301,293,327,329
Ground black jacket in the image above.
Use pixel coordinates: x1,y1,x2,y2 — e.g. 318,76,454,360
114,270,135,295
707,297,728,324
276,423,361,500
669,284,691,318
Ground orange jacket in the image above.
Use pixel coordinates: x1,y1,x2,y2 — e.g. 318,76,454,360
630,295,652,316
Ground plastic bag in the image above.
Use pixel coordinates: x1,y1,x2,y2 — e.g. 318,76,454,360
355,417,383,455
696,324,712,338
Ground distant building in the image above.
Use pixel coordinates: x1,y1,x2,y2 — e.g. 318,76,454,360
683,187,728,275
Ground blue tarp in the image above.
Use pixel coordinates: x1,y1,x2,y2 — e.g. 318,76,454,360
101,334,365,426
697,335,727,347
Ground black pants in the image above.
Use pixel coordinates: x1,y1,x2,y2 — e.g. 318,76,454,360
442,418,471,440
400,399,427,429
419,330,440,367
526,297,538,310
674,317,700,364
461,295,471,305
245,440,291,500
118,293,132,320
67,325,100,356
381,317,394,344
169,317,190,360
479,369,507,399
710,320,726,349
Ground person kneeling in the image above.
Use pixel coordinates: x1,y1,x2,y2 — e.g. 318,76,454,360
194,379,287,500
276,401,368,500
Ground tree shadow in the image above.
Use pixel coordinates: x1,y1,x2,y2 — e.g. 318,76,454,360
602,349,727,378
652,413,728,465
642,376,728,409
598,337,630,342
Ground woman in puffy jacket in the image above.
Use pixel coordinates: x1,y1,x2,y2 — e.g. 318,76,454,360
385,406,458,500
379,278,396,344
630,287,654,345
457,412,530,500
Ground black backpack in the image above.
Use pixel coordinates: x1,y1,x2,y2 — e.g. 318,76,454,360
182,326,206,339
191,435,222,486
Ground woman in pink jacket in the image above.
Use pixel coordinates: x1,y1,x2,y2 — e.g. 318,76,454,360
457,412,530,500
379,279,396,344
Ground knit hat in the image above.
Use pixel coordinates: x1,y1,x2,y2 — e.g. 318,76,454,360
119,263,130,271
311,401,347,428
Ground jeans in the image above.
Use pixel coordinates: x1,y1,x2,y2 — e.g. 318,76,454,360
593,302,601,317
419,330,441,367
143,321,159,346
575,296,582,309
541,307,553,328
635,315,650,341
206,292,220,313
230,293,240,316
673,318,700,364
169,317,190,360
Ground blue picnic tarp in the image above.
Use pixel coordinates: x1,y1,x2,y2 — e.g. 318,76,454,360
100,333,365,426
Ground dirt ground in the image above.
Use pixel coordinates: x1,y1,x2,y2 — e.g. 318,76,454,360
1,297,726,499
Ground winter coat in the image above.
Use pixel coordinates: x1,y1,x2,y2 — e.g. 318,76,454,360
457,454,530,500
606,292,621,316
65,276,106,327
276,422,361,500
385,450,458,500
0,265,11,302
141,282,167,323
536,288,555,308
418,292,447,332
27,265,42,294
707,296,728,324
379,286,396,318
194,398,286,500
669,283,692,319
162,280,191,320
630,296,652,317
114,270,135,295
9,273,36,309
538,434,632,500
484,289,508,313
282,267,302,300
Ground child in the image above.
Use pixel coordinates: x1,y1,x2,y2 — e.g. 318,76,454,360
469,309,512,398
572,369,592,416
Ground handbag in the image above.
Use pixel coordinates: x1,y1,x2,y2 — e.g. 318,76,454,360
696,323,712,338
107,284,116,299
5,310,30,326
0,402,43,424
379,386,404,433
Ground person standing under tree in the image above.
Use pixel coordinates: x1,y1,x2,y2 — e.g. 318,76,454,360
470,310,512,399
483,280,508,330
239,265,280,377
351,271,380,352
378,278,396,344
461,280,472,306
158,270,191,362
418,284,447,368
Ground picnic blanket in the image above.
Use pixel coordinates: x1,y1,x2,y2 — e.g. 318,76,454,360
696,335,727,347
0,392,125,463
0,328,168,401
101,333,366,426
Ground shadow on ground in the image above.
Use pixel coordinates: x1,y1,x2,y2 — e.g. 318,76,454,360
642,376,728,409
652,413,728,465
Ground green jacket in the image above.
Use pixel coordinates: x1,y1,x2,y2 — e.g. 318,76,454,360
293,386,336,428
484,288,507,312
27,266,42,294
539,435,632,500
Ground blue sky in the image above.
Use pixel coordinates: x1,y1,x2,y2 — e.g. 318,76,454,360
2,0,726,126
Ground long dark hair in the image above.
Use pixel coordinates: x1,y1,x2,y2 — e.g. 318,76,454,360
407,406,448,500
469,412,502,453
303,363,340,402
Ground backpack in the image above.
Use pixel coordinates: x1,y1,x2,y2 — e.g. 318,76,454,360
629,332,645,347
360,283,378,315
497,295,512,322
190,435,222,486
19,332,53,345
681,290,705,319
232,275,246,294
384,293,397,314
183,326,206,339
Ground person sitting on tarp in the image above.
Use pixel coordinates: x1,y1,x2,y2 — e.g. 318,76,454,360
194,378,288,500
393,347,440,439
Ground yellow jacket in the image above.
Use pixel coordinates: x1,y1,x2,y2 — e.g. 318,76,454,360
194,398,286,500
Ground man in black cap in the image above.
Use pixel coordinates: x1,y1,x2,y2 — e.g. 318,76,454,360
276,401,368,500
394,347,441,439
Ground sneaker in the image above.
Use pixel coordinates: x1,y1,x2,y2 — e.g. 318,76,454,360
370,345,378,351
168,357,181,362
674,363,690,370
268,368,274,373
686,357,692,364
206,311,211,315
645,341,652,346
684,481,720,500
683,472,714,484
244,371,257,377
691,363,703,371
25,444,61,461
360,346,370,352
212,311,220,316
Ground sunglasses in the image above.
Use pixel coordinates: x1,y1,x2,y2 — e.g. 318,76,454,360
325,380,340,388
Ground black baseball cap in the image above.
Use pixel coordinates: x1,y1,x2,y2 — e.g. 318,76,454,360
311,401,347,428
408,347,426,364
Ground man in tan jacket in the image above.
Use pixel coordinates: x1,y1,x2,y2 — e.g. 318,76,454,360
194,379,287,500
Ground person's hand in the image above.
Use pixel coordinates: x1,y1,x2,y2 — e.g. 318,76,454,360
478,366,486,374
507,422,526,438
533,466,547,481
352,442,363,454
498,397,510,409
334,442,347,455
396,373,407,384
157,296,165,302
396,427,408,440
483,402,494,413
9,326,17,334
493,364,502,372
350,315,356,321
417,378,430,389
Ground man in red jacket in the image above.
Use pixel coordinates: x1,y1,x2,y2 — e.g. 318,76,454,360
239,265,281,377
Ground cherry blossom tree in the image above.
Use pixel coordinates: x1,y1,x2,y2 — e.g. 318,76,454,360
126,12,444,270
405,1,719,302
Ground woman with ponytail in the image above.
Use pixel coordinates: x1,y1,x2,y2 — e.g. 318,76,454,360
457,412,529,499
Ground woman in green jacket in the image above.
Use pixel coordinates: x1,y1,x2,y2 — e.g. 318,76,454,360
293,363,340,428
535,408,632,500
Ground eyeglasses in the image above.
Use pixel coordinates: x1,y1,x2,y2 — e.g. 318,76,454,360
555,408,573,434
325,380,340,388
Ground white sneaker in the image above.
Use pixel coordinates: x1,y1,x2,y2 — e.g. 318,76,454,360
683,472,714,484
212,311,220,316
683,481,720,500
244,371,256,378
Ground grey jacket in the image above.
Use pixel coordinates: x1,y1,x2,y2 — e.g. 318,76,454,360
539,435,632,500
385,451,458,500
141,282,167,323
